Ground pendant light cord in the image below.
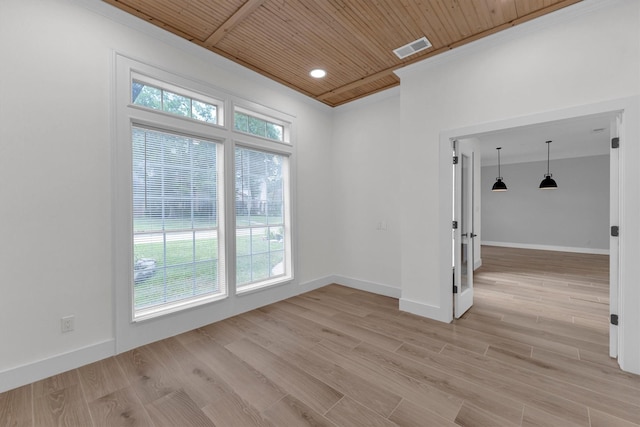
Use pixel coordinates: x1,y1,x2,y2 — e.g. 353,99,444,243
546,140,551,176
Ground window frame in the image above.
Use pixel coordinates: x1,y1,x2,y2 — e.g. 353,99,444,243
130,71,225,127
120,113,230,323
114,54,297,353
234,108,286,143
233,102,292,145
232,142,293,294
231,100,294,294
130,125,227,322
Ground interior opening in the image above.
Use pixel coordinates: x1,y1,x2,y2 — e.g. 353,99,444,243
451,111,618,361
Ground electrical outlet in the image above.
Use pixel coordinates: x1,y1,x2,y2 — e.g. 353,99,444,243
61,315,75,333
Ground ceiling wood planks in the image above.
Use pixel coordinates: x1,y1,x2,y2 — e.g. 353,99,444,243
204,0,267,46
103,0,583,106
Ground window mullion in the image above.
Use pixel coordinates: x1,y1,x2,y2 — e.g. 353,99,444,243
223,139,236,297
160,135,168,304
190,141,196,296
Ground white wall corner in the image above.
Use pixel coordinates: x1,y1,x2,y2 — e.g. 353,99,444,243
296,275,341,295
332,275,402,299
333,86,401,113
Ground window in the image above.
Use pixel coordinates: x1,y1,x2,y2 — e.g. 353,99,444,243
132,79,221,125
235,146,289,289
115,56,294,337
132,126,225,319
234,110,285,142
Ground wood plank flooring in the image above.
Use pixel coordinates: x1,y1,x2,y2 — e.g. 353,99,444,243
2,246,640,426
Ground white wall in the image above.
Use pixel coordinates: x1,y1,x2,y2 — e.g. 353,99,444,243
331,92,402,296
395,0,640,372
482,155,610,253
0,0,335,391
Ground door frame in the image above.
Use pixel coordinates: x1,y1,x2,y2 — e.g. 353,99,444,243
438,98,637,369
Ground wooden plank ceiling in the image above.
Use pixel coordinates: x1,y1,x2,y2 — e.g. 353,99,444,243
103,0,582,107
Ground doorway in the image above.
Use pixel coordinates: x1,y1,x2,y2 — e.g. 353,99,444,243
444,106,622,361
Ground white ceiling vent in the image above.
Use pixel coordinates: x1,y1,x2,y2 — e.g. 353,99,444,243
393,36,432,59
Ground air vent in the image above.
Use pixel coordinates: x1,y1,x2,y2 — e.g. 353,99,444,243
393,36,432,59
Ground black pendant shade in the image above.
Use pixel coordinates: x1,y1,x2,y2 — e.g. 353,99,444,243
539,175,558,189
492,178,507,191
539,140,558,190
492,147,507,192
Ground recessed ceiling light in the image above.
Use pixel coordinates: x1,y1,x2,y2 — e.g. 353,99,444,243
310,68,326,78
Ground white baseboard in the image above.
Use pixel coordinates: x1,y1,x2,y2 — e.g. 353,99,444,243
482,241,609,255
296,275,337,295
0,275,396,394
0,339,114,394
331,275,401,298
399,298,451,323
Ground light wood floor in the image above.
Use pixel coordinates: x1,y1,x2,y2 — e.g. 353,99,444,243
2,246,639,426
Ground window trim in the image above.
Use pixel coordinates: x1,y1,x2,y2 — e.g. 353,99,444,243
228,101,296,295
234,108,286,143
114,53,297,353
130,124,227,322
131,71,225,127
233,101,293,145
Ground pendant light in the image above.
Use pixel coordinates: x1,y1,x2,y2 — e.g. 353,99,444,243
491,147,507,191
539,140,558,190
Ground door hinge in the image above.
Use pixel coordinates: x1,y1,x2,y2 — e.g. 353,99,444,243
452,267,457,294
453,156,459,164
611,226,619,237
452,220,458,229
611,314,619,325
611,137,620,149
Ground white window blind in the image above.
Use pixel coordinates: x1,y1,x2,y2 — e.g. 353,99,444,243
235,146,289,289
132,126,225,318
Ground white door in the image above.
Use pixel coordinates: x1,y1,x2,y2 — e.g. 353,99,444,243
454,141,475,318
